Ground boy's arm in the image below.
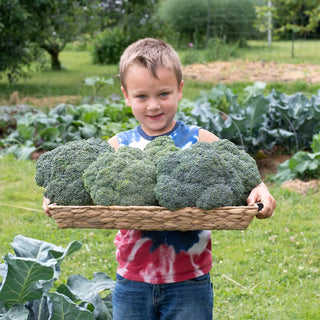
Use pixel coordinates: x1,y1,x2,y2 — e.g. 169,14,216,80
247,182,276,219
198,129,219,143
198,128,276,219
108,136,120,151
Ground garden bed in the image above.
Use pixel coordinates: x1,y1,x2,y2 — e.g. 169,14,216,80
183,60,320,83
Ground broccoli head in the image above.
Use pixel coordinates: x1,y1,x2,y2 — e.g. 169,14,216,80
83,146,157,206
143,136,180,163
154,139,261,210
35,138,113,205
213,139,262,192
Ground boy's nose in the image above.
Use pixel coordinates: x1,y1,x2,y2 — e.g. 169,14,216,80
147,102,160,111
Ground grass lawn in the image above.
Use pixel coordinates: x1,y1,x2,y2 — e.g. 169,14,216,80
243,40,320,64
1,40,320,106
0,154,319,319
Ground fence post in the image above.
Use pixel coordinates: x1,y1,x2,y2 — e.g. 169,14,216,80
268,0,272,46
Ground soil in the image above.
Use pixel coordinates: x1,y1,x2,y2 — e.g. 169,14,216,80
255,154,290,180
8,92,81,108
182,60,320,84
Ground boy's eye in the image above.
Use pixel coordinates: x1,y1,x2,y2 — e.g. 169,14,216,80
160,92,169,97
137,95,146,99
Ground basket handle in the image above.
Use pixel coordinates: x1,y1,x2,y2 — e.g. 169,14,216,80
256,202,264,212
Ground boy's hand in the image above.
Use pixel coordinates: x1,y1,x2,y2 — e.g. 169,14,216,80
247,182,276,219
43,197,51,217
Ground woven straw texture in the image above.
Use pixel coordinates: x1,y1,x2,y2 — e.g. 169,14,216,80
48,205,258,231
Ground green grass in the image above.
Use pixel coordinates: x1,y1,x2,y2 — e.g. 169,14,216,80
0,51,121,104
242,40,320,64
1,154,319,319
1,40,320,107
0,154,118,285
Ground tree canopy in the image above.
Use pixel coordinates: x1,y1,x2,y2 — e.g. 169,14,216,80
0,0,100,81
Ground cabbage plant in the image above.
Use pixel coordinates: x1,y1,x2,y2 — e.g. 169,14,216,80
0,235,114,320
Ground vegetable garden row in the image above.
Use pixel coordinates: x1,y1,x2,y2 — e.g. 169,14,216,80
1,82,320,181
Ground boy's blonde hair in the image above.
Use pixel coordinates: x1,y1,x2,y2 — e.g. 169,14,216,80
119,38,182,89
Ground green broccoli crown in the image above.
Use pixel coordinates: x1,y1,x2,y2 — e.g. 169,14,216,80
154,140,261,210
213,139,262,191
143,136,180,163
35,138,113,205
83,146,157,206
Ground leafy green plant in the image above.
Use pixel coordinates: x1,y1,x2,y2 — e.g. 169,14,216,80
84,76,115,104
273,133,320,183
176,83,320,154
0,235,114,320
2,83,320,159
0,100,137,159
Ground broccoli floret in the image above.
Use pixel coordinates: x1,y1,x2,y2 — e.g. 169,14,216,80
35,138,113,205
143,136,180,163
213,139,262,192
83,146,157,206
154,139,261,210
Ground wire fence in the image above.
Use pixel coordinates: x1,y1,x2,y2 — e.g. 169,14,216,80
202,31,320,63
243,33,320,63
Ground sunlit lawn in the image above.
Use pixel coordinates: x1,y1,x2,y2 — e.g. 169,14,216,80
1,39,320,106
244,40,320,64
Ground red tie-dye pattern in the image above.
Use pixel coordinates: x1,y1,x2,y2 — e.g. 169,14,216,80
115,229,212,284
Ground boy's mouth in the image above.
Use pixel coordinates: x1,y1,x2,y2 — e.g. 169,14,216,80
147,113,164,120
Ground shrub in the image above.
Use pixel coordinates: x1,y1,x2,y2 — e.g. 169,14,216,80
92,27,130,65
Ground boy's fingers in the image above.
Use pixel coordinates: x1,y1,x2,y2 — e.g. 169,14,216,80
42,197,52,217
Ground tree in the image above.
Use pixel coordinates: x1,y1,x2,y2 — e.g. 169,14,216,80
0,0,101,79
159,0,261,47
159,0,208,45
0,0,39,82
92,0,167,65
255,0,320,57
23,0,98,70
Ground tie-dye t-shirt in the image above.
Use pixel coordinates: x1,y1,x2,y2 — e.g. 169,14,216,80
114,121,212,284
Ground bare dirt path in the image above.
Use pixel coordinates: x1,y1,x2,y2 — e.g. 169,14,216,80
182,60,320,83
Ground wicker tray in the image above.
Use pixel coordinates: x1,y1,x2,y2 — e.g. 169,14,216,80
48,204,260,231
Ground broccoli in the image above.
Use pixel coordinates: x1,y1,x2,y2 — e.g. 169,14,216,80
35,138,113,205
83,146,158,206
143,136,180,163
154,139,261,210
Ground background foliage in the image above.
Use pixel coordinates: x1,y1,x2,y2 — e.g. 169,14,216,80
0,0,320,318
2,0,320,82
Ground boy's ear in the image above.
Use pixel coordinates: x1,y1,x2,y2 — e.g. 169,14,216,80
121,86,131,106
178,80,184,101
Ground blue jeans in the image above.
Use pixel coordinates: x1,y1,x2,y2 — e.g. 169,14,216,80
112,273,214,320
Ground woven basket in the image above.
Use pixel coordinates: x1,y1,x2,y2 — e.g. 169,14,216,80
48,204,259,231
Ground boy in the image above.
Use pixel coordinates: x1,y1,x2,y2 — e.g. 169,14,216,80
44,38,276,319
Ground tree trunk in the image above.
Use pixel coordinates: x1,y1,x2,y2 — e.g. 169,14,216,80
42,43,62,71
50,50,61,70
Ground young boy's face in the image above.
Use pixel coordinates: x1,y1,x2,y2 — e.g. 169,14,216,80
121,65,183,136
